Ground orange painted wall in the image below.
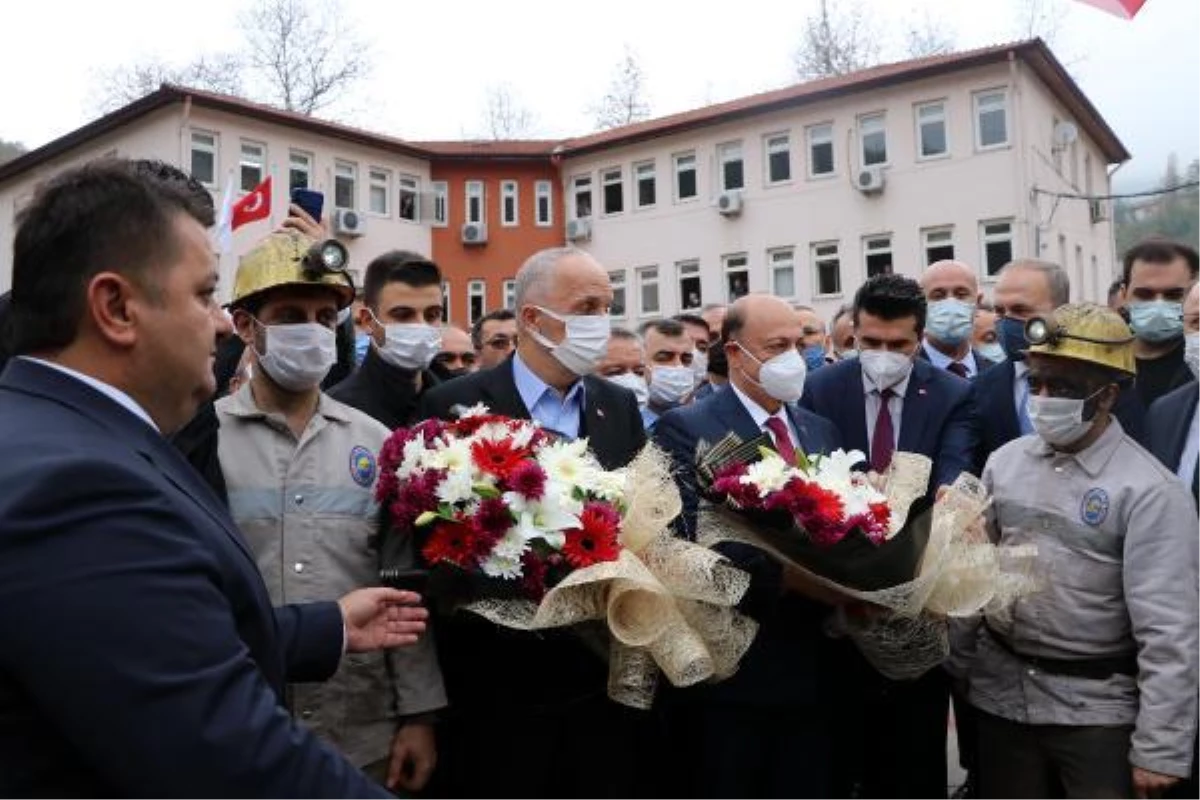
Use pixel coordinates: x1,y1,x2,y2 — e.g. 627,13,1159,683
429,159,564,327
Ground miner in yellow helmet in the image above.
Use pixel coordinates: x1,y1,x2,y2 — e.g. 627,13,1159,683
949,302,1197,798
217,228,447,791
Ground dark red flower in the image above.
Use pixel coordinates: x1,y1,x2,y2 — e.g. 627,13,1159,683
562,504,622,569
712,462,764,509
451,413,515,437
470,437,530,481
472,497,514,541
520,550,550,601
506,460,547,500
421,519,479,567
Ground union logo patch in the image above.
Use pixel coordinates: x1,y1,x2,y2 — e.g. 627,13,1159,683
1079,487,1109,527
349,445,377,487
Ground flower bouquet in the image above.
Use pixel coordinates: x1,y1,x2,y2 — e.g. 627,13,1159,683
696,433,1038,679
374,406,759,708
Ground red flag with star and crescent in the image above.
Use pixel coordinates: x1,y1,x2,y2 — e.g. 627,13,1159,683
231,176,272,231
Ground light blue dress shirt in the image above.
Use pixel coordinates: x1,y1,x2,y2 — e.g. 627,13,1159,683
512,353,585,440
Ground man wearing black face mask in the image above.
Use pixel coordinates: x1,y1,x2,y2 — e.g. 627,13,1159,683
328,251,445,431
429,324,478,381
217,233,447,794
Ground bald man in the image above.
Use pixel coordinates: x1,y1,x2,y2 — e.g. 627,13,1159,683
918,260,997,379
430,325,477,381
654,293,843,798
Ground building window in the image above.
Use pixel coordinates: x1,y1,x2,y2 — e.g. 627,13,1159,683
334,161,357,209
465,180,484,224
468,280,486,325
677,260,702,311
674,152,697,201
635,161,656,208
981,219,1014,277
602,168,624,215
718,141,744,191
572,174,592,219
502,279,516,309
864,235,893,278
638,267,660,316
923,227,956,265
431,181,448,226
724,254,749,302
397,175,418,221
765,133,791,184
288,150,312,191
441,282,451,324
916,101,948,159
368,168,390,215
190,131,218,187
535,180,552,226
975,90,1009,149
239,141,265,192
501,180,518,226
813,242,841,297
769,248,796,298
609,270,627,317
807,123,834,177
859,114,887,166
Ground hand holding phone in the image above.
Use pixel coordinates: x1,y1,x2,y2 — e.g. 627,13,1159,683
290,188,325,224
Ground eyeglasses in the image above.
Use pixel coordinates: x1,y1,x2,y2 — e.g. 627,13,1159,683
485,335,517,350
436,351,478,368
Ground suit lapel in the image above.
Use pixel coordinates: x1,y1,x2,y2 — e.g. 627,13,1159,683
997,362,1020,442
1171,393,1199,466
480,360,532,419
714,386,764,442
843,362,871,454
581,377,624,467
898,362,934,453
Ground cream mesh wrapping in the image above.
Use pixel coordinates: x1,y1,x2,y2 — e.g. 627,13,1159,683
463,445,758,709
699,452,1039,679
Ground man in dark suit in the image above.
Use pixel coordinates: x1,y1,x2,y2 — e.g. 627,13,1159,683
1147,283,1199,509
654,293,843,798
0,158,428,797
973,259,1146,473
801,273,978,798
917,260,998,378
417,246,648,798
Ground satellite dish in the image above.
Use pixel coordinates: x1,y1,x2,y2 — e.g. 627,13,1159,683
1053,121,1079,147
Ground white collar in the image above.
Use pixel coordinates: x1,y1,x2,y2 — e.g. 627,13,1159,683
21,356,159,432
729,381,789,431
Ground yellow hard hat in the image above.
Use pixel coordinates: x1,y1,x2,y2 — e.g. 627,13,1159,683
230,231,355,311
1025,303,1136,375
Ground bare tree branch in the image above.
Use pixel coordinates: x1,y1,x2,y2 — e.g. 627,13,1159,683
592,45,651,130
481,84,536,139
793,0,881,81
90,53,244,114
905,11,956,58
1014,0,1068,46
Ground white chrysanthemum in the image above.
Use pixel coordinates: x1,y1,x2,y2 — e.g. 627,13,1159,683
491,527,529,560
436,468,475,505
741,455,793,494
479,551,523,579
510,422,539,449
537,438,597,487
811,448,867,483
459,402,491,418
425,437,473,474
587,468,627,503
399,437,433,476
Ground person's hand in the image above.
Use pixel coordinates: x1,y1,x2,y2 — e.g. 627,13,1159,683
386,721,437,792
1132,766,1180,798
338,587,427,652
279,203,327,238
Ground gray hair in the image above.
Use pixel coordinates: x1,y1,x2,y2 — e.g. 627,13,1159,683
513,246,592,310
1000,259,1070,307
609,326,642,345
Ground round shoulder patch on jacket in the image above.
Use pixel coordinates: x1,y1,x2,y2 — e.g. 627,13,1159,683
349,445,377,487
1080,487,1109,527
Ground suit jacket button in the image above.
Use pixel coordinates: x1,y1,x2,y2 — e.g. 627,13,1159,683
294,494,304,505
300,709,313,719
294,562,305,573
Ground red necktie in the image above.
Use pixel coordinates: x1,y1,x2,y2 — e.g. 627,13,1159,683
870,388,895,473
764,416,797,465
947,362,969,379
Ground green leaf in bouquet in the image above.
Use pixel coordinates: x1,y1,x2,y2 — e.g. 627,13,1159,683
473,483,502,499
414,510,439,527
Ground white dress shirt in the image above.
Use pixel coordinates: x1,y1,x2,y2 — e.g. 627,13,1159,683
729,382,800,449
921,339,979,378
862,371,910,448
21,356,158,432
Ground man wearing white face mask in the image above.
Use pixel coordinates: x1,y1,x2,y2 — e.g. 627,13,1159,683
953,303,1197,799
597,327,650,408
637,318,696,429
917,260,999,378
801,273,978,800
329,251,446,431
417,247,649,799
217,232,447,794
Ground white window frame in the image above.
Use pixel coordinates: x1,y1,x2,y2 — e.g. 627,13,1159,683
465,180,484,225
534,180,552,227
239,140,266,192
571,174,593,219
190,130,218,188
922,226,956,265
768,247,797,299
806,123,835,178
980,218,1014,279
334,161,357,210
609,269,627,318
974,89,1010,150
468,279,486,326
859,113,888,167
915,100,949,160
634,160,657,209
442,281,451,324
717,141,745,192
812,242,842,298
288,150,312,191
764,133,792,185
368,167,391,216
431,181,448,227
677,260,702,312
601,167,624,216
637,266,660,316
502,279,517,309
500,180,519,227
673,151,698,202
863,234,894,279
397,174,419,222
723,253,750,302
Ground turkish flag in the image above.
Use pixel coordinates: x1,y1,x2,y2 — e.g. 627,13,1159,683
231,176,272,231
1071,0,1148,18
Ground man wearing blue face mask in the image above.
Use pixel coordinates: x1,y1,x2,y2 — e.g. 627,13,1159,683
794,304,832,371
917,260,999,379
1119,237,1198,408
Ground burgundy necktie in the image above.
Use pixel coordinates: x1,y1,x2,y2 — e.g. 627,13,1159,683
870,388,895,473
947,362,969,379
764,416,797,465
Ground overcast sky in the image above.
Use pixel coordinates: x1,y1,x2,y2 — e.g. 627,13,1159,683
3,0,1196,190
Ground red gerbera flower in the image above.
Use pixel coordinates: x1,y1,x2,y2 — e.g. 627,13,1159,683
421,519,479,567
470,436,530,481
562,503,622,569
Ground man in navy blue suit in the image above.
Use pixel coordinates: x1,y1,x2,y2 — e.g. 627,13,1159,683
0,158,428,797
1147,282,1199,509
654,293,844,798
800,273,978,798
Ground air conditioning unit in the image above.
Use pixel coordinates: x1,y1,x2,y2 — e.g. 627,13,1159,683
461,221,488,245
716,190,743,217
856,166,886,194
333,208,366,237
566,217,592,242
1089,199,1107,224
